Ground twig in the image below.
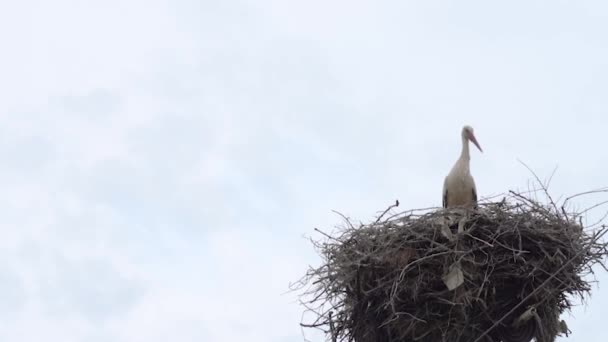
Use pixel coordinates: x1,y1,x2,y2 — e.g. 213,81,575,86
517,160,560,215
375,199,400,224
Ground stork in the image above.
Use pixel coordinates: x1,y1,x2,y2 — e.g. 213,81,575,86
442,125,483,209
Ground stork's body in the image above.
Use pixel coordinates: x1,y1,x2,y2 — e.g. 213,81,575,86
442,125,482,208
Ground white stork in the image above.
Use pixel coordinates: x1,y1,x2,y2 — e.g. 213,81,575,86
442,125,483,209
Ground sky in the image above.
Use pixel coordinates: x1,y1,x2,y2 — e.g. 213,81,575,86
1,0,608,341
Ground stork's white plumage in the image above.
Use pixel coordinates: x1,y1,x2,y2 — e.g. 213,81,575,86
442,125,483,208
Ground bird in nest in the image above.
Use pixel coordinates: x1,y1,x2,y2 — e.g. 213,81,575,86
442,125,483,209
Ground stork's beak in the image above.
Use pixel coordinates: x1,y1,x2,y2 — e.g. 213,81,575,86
469,133,483,153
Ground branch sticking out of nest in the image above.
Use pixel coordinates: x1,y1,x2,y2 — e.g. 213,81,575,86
293,190,608,342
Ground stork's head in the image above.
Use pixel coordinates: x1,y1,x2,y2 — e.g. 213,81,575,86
462,125,483,152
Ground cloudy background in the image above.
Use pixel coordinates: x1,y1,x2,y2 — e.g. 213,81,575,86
1,0,608,341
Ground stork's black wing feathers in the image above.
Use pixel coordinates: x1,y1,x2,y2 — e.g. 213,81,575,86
472,188,478,209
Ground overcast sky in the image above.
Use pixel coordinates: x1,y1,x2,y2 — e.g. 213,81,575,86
1,0,608,341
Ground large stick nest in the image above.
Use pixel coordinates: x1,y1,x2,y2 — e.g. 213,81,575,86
295,191,608,342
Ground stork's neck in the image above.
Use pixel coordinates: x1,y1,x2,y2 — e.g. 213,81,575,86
460,135,470,161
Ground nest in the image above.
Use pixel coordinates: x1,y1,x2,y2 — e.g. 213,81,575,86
296,192,608,342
